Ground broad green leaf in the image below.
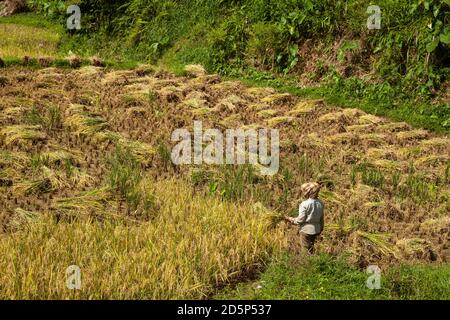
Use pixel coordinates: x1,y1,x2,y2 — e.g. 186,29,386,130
426,38,439,52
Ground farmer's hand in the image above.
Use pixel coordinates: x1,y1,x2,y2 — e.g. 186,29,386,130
284,216,295,223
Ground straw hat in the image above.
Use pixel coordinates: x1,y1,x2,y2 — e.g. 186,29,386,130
301,182,321,199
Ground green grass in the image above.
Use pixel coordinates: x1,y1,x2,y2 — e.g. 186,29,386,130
215,253,450,300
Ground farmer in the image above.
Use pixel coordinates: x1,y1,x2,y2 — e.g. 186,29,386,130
286,182,324,254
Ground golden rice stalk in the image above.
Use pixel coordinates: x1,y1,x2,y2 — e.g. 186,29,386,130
53,187,115,214
13,166,68,195
325,223,354,234
0,151,30,169
266,116,294,127
13,178,51,195
0,107,26,121
184,64,207,77
300,133,332,150
420,216,450,231
396,238,430,256
420,137,450,148
69,168,94,188
396,129,429,141
372,159,404,171
366,147,397,160
358,114,386,125
342,108,365,118
359,133,388,144
245,86,275,97
252,202,284,228
260,93,291,103
319,112,346,123
191,107,214,116
326,132,358,144
319,190,347,207
413,155,448,167
64,113,108,135
42,149,84,166
0,125,46,146
378,122,411,132
345,124,373,132
8,208,39,231
287,101,316,116
356,230,400,257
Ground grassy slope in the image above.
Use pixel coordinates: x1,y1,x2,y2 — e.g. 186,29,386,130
215,254,450,300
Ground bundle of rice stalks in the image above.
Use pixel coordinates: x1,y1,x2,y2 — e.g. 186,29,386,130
210,81,242,92
260,93,292,104
41,149,84,167
13,178,51,195
8,208,39,232
300,133,332,150
218,114,242,128
135,64,155,77
38,57,54,68
64,113,108,136
342,108,365,118
113,137,155,167
420,216,450,231
69,167,94,188
378,122,411,132
396,129,429,141
191,107,214,116
0,151,29,169
366,147,397,160
53,187,116,216
119,92,149,107
359,133,388,145
319,111,347,123
358,114,386,125
325,223,354,234
257,109,279,119
101,70,136,86
0,125,46,146
319,189,347,207
252,202,285,228
398,146,421,158
0,106,26,121
396,238,431,258
68,54,82,68
420,137,450,148
245,87,275,97
355,230,400,257
0,167,18,186
413,155,448,167
326,132,358,144
371,159,404,171
125,107,149,117
75,66,103,78
13,166,68,195
266,116,294,127
287,101,316,116
184,64,207,77
345,124,374,132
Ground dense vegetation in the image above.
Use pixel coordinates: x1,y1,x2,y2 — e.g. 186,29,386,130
24,0,450,131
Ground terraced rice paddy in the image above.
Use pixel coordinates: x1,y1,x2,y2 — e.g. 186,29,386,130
0,64,449,298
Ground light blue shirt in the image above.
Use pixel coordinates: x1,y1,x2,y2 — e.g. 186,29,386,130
293,198,324,235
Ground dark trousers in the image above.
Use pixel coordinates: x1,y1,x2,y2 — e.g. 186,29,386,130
300,232,318,254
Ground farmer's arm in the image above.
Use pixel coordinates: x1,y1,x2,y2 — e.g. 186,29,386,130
286,202,308,224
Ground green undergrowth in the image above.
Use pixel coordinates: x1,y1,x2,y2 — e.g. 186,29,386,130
215,253,450,300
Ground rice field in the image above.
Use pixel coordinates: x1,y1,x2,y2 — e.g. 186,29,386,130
0,63,448,298
0,23,60,58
